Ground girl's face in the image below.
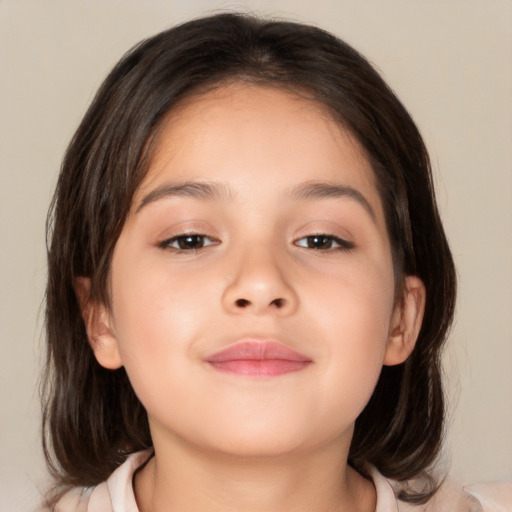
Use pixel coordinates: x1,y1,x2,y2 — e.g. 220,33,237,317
88,84,423,459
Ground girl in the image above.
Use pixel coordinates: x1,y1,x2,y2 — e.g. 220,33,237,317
42,12,507,512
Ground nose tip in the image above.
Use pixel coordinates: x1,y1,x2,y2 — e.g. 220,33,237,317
222,252,298,316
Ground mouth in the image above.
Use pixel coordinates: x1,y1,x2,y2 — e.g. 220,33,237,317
205,340,313,377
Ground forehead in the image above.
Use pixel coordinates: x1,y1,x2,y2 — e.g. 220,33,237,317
134,83,383,220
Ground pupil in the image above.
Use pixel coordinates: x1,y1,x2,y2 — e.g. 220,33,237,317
180,235,203,249
309,236,331,249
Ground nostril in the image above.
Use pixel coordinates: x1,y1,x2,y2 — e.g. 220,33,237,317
271,298,285,308
233,298,287,309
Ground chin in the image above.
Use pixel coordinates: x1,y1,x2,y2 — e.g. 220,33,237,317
206,434,311,459
187,414,350,461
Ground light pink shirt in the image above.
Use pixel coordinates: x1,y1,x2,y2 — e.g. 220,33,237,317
56,450,512,512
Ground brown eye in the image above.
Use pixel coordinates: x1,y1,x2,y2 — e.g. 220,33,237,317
160,234,218,251
295,235,354,251
307,235,333,249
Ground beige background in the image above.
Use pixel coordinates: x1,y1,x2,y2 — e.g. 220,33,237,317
1,1,511,510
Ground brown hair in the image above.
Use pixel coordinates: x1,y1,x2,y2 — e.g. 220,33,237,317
42,12,456,507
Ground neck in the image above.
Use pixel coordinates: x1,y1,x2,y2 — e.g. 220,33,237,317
134,434,376,512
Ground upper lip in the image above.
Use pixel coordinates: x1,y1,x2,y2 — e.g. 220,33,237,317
205,340,312,362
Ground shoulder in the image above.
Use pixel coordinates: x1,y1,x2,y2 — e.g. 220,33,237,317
370,466,512,512
463,481,512,512
416,479,512,512
53,487,92,512
54,449,153,512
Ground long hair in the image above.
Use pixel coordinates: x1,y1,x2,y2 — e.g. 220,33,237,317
43,12,456,507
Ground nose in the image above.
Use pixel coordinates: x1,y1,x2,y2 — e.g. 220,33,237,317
221,247,298,316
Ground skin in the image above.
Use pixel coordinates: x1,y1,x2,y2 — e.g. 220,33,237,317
79,84,425,512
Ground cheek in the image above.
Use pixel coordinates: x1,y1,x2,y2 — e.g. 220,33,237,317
307,260,395,409
110,239,210,341
307,253,395,341
108,247,203,393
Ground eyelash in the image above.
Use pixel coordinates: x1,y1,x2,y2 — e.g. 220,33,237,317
158,233,354,252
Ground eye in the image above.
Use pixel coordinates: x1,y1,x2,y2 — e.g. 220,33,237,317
295,234,354,251
159,234,219,251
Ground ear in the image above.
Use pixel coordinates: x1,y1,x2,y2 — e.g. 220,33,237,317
384,275,426,366
74,277,123,370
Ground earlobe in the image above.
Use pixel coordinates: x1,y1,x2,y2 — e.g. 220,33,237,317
384,275,426,366
74,277,123,370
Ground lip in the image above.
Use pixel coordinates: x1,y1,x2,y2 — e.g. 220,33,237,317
205,340,312,377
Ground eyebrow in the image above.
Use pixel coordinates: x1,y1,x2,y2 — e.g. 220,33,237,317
136,180,376,222
136,181,231,212
290,181,376,222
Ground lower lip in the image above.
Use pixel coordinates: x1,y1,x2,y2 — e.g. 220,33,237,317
208,359,311,376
